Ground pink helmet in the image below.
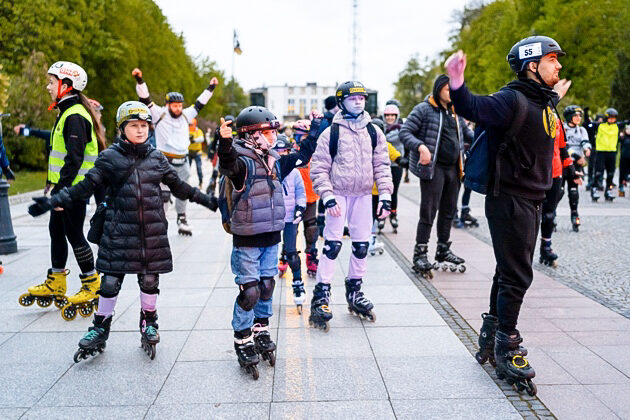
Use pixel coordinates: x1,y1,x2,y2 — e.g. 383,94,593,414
383,104,400,116
292,119,311,133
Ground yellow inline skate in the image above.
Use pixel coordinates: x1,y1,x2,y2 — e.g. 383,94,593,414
61,272,101,321
19,269,69,310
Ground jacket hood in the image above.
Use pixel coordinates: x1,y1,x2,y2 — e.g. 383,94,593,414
503,79,559,106
332,109,372,131
114,137,154,157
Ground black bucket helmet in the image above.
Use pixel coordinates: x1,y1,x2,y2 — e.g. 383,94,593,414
507,36,565,74
235,106,280,138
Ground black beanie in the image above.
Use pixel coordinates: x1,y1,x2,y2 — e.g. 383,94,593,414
324,96,337,111
432,74,450,109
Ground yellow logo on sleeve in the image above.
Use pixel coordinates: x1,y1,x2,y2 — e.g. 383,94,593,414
542,106,556,138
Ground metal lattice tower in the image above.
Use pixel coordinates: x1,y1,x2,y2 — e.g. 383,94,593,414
352,0,358,80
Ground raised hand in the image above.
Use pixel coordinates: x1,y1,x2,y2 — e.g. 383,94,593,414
445,50,467,90
131,68,143,82
219,117,233,141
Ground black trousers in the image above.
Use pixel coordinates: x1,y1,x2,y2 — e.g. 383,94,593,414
415,164,460,244
391,166,403,211
619,155,630,187
49,202,94,274
563,163,581,214
540,177,564,239
461,186,472,207
594,151,616,191
486,193,541,334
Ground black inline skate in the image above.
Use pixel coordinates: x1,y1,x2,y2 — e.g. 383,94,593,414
475,313,498,367
309,282,333,332
434,241,466,273
140,310,160,360
539,239,558,268
234,332,259,380
74,315,111,363
495,330,537,396
292,279,306,314
345,278,376,322
571,212,581,232
377,217,385,234
253,319,276,367
591,187,600,202
389,210,399,233
412,243,433,279
176,214,192,236
460,207,479,228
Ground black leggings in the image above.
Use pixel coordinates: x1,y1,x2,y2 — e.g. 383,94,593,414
49,202,94,274
391,166,403,211
300,201,318,253
594,151,616,191
563,164,581,215
540,177,564,239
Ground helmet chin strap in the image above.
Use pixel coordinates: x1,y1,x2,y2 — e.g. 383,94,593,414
48,79,73,111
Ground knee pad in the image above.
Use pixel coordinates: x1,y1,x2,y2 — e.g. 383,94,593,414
258,276,275,301
286,252,301,272
237,281,260,311
568,188,579,205
351,241,369,259
323,240,342,260
100,275,123,298
138,274,160,294
541,211,555,225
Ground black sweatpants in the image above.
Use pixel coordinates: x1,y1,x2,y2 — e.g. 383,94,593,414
540,177,564,239
594,151,616,192
391,166,403,211
49,202,94,274
486,193,541,334
415,164,460,244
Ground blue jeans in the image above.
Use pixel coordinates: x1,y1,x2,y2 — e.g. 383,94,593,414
188,153,203,185
231,244,278,332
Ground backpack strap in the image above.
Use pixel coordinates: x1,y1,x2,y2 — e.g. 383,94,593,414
493,90,528,196
366,123,378,150
329,123,340,162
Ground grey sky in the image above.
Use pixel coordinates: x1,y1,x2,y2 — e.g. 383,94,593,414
155,0,468,110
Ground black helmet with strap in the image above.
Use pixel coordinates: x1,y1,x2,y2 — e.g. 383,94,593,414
507,36,565,74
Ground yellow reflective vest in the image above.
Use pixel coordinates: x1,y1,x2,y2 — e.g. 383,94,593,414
48,103,98,185
596,123,619,152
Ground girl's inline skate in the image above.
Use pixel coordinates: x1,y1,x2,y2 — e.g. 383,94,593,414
74,315,111,363
309,282,333,332
19,269,69,310
140,310,160,360
235,333,259,380
253,319,276,367
345,278,375,322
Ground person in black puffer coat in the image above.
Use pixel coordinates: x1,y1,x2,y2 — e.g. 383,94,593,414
28,101,217,358
399,74,474,275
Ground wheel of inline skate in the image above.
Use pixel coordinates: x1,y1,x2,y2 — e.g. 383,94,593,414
248,365,259,380
458,265,466,273
475,351,487,365
267,351,276,367
18,293,35,307
73,349,85,363
54,296,68,309
79,304,93,318
296,304,302,314
366,311,376,322
149,344,156,360
449,265,457,272
37,297,53,308
525,379,537,396
61,305,77,321
378,249,384,255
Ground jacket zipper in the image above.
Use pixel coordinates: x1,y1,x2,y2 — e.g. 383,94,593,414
431,111,444,173
135,162,147,271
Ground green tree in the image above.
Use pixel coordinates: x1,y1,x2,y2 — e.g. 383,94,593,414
394,56,442,117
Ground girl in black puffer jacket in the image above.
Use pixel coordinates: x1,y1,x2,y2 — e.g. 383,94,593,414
29,101,217,361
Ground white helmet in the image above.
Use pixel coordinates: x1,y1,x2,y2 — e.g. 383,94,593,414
47,61,88,91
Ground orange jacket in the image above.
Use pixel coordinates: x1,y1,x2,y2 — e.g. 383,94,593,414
298,163,318,204
553,117,573,178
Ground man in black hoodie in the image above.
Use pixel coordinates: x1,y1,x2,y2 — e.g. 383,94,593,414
445,36,567,395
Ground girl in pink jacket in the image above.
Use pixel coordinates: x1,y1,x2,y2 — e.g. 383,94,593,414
309,81,393,331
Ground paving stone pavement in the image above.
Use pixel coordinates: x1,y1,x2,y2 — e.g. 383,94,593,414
388,177,630,420
0,164,525,419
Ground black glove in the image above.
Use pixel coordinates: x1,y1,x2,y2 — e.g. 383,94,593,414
293,205,306,224
28,196,53,217
309,118,322,138
324,197,337,209
3,167,15,181
207,151,216,161
398,157,409,169
193,190,218,212
376,199,392,219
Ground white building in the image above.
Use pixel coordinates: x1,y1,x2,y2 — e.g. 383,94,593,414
249,83,336,124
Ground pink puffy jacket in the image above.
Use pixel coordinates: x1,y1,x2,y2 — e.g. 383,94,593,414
311,111,393,200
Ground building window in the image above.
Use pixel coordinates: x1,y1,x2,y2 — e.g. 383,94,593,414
299,99,306,117
288,87,294,94
300,87,306,95
288,98,295,115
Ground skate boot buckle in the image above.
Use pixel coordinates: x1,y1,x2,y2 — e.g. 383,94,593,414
511,354,529,369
